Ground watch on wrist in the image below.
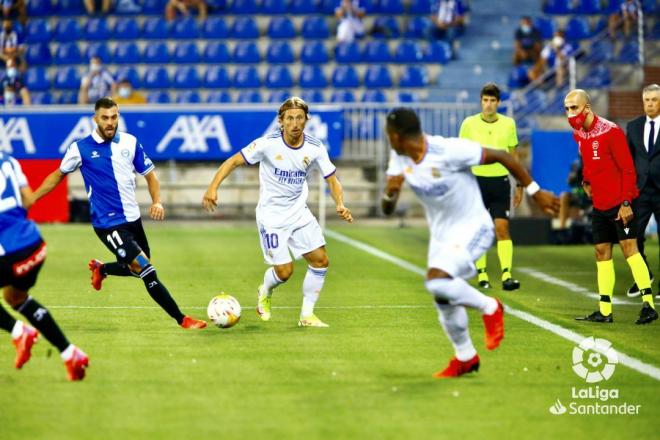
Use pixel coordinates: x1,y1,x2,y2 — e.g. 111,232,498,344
622,200,630,207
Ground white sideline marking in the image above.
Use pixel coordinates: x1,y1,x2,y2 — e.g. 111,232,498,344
325,229,660,382
48,305,427,310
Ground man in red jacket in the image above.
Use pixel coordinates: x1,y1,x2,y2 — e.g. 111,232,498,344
564,89,657,325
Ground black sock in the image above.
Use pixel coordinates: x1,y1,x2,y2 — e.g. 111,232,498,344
16,297,70,352
0,304,17,332
139,265,185,324
103,262,137,277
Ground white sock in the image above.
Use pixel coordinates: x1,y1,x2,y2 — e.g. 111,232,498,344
60,344,75,361
301,266,327,318
11,321,24,339
425,277,498,315
434,302,477,361
262,267,284,296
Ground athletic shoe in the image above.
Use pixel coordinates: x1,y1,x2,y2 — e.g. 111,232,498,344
12,324,39,369
478,280,492,289
502,278,521,291
482,300,504,350
88,259,106,291
298,314,329,327
575,310,613,323
180,316,207,329
627,275,654,298
64,346,89,381
432,355,480,379
636,303,658,325
256,285,271,321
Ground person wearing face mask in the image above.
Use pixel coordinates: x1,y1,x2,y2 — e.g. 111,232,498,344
1,58,30,105
112,78,146,105
564,89,657,325
528,30,574,87
513,16,541,65
78,56,116,105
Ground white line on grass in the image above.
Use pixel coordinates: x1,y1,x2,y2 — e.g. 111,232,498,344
325,229,660,382
47,305,428,310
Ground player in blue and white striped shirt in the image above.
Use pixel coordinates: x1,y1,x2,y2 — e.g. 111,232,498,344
34,98,206,330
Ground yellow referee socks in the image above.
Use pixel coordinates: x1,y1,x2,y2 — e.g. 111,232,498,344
476,254,488,282
498,240,513,281
597,259,615,316
627,253,655,308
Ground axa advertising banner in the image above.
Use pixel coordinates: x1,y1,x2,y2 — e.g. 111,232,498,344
0,105,344,160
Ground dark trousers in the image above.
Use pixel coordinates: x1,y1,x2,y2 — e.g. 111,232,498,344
636,181,660,273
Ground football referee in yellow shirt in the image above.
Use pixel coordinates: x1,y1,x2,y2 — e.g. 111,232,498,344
460,83,522,291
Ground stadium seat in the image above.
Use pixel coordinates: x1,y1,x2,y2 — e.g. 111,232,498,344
113,18,140,40
85,18,111,41
290,0,320,13
363,41,392,63
364,65,393,88
25,19,51,43
332,66,360,88
30,91,53,105
143,66,170,89
207,90,232,103
330,90,356,103
176,90,201,104
54,18,82,42
617,41,640,63
301,41,329,64
172,66,201,88
173,41,201,63
57,0,85,15
565,17,591,41
142,17,170,39
265,66,293,88
25,67,50,92
379,0,404,13
533,17,556,40
237,90,262,103
231,17,259,39
579,65,611,88
233,41,261,63
27,0,55,15
144,42,171,64
115,66,141,87
507,65,530,89
230,0,259,13
263,0,288,13
300,89,325,103
268,90,290,103
301,17,330,39
642,0,657,13
394,40,424,63
361,0,380,12
86,42,111,63
204,42,231,63
114,42,141,64
361,90,387,103
408,0,431,13
588,40,614,63
268,17,296,39
299,66,327,88
204,66,232,88
25,43,52,66
57,91,79,105
266,41,295,64
405,16,432,38
172,17,201,39
318,0,336,13
398,91,421,103
543,0,574,13
399,66,428,87
575,0,603,14
54,42,83,65
335,42,362,63
53,66,81,90
203,17,229,38
233,66,261,88
142,0,168,13
371,16,400,39
147,91,171,104
425,40,452,63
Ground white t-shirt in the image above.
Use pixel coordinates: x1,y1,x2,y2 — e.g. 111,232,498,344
241,130,336,228
386,135,492,241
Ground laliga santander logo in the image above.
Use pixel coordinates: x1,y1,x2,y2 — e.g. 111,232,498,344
572,337,618,383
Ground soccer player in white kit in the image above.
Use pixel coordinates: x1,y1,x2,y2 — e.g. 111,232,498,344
203,97,353,327
382,108,558,378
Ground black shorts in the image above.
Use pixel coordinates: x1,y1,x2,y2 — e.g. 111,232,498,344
477,175,511,220
0,240,46,291
591,204,639,244
94,219,151,263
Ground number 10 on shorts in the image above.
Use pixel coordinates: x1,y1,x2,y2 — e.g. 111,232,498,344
261,230,279,250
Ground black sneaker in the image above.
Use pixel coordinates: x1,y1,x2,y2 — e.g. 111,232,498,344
627,276,654,298
575,311,613,323
635,303,658,325
502,279,520,291
478,280,492,289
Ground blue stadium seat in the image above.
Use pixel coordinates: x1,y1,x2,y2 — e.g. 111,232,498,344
85,18,111,41
268,17,296,39
398,91,421,103
588,40,614,63
233,41,261,63
144,42,170,64
425,40,452,63
301,41,329,64
25,19,51,43
172,17,201,39
371,16,400,39
379,0,404,13
176,90,201,103
268,90,290,103
54,18,82,42
300,89,325,103
565,17,591,41
579,65,611,88
25,67,50,92
290,0,320,13
318,0,336,13
231,17,259,39
57,0,85,15
53,66,81,90
408,0,431,13
363,41,392,63
114,42,141,64
575,0,603,14
113,18,140,40
142,0,168,14
203,17,229,38
642,0,657,13
364,65,393,88
147,91,171,104
361,0,380,13
86,42,111,63
265,66,293,88
330,90,356,103
394,40,424,63
142,17,170,39
405,16,432,38
603,0,623,13
332,66,360,88
54,42,83,64
27,0,55,15
399,66,428,87
25,43,52,66
301,17,330,39
543,0,574,13
233,66,261,88
299,66,327,88
57,91,78,105
173,41,201,63
207,90,232,103
230,0,259,13
507,65,530,89
617,41,640,63
30,91,53,105
533,17,556,40
173,66,201,88
335,42,362,63
266,41,295,64
361,90,387,103
143,66,170,89
204,42,231,63
204,66,232,88
263,0,289,13
237,90,262,103
115,66,141,87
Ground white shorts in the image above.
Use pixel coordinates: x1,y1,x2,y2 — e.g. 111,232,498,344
256,213,326,266
428,223,494,279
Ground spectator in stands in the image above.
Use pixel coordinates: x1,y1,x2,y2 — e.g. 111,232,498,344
335,0,365,43
165,0,208,22
430,0,466,43
1,57,30,105
0,19,24,66
2,0,26,26
528,29,571,87
513,16,542,65
608,0,639,40
84,0,113,15
112,78,146,105
78,56,116,105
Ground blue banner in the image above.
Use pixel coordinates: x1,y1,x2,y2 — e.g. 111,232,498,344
0,106,344,160
531,130,579,195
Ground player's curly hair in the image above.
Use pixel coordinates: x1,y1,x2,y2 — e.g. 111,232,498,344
386,107,421,138
278,96,310,120
480,83,501,101
95,97,117,111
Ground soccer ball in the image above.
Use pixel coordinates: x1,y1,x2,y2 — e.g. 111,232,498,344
207,294,241,328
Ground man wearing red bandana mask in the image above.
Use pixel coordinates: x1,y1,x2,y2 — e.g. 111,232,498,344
565,89,657,325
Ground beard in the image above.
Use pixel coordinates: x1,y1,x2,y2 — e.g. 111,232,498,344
99,125,118,141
